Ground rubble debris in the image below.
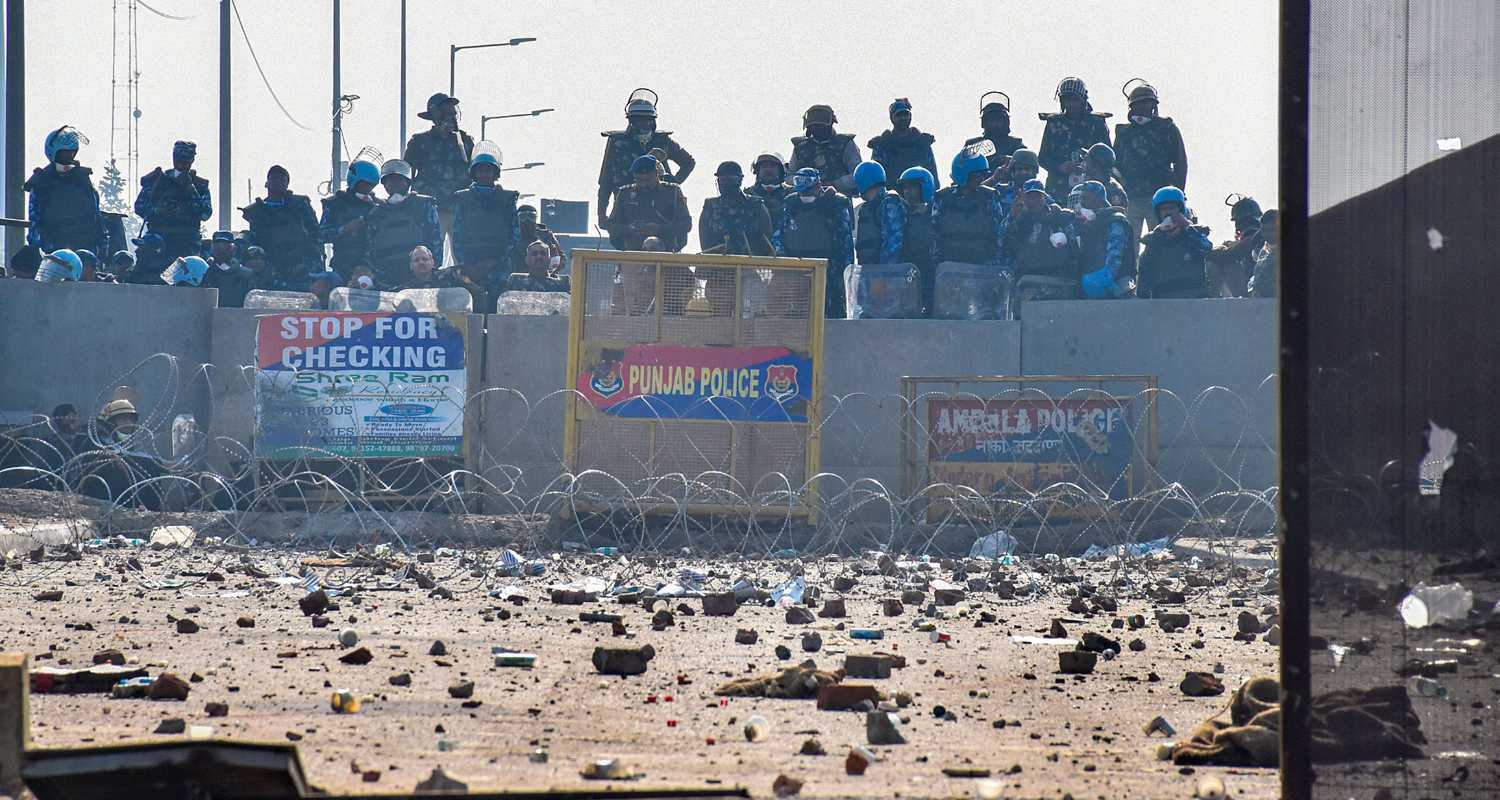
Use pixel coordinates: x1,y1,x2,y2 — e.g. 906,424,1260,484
1180,672,1225,697
702,592,739,616
389,673,412,687
801,632,822,652
785,606,815,625
772,773,803,796
176,618,200,634
205,701,229,717
735,629,758,645
818,598,847,618
846,746,874,775
592,645,655,676
448,680,475,699
865,710,907,745
154,718,187,734
799,738,826,756
299,590,329,617
743,714,769,742
844,654,893,679
716,663,840,699
148,673,192,701
881,599,904,617
429,640,448,657
817,683,880,711
339,647,374,666
1058,651,1097,674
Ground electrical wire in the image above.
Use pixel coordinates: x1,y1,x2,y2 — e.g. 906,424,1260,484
230,0,313,131
137,0,194,20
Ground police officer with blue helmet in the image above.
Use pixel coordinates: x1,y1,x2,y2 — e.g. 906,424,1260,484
932,147,1007,268
134,140,213,264
852,161,907,267
1074,180,1136,299
452,143,523,309
773,167,854,318
318,159,382,278
1137,185,1213,298
897,166,938,315
25,126,107,257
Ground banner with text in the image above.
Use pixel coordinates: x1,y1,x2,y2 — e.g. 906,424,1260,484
254,312,466,459
925,396,1137,502
576,343,812,422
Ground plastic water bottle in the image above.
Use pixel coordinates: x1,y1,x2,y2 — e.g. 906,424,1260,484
1410,676,1448,698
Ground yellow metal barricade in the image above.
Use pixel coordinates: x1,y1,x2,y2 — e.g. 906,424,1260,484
565,250,826,519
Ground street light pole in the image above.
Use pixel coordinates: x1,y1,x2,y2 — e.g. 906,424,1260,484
480,108,555,140
330,0,341,191
448,37,537,98
398,0,406,154
218,0,231,231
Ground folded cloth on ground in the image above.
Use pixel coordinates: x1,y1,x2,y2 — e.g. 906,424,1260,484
1172,675,1426,767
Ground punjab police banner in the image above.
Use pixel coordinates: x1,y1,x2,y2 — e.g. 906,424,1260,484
254,312,466,460
575,343,813,422
926,396,1137,499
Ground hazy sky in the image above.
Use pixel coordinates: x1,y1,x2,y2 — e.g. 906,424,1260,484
22,0,1278,238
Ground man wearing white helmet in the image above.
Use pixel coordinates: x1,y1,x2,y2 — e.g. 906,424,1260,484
24,125,107,255
33,249,84,283
318,160,382,280
364,159,442,288
597,89,695,230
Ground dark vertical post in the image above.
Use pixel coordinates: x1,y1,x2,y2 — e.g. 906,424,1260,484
218,0,231,231
330,0,341,191
398,0,407,156
3,0,25,258
1278,1,1312,798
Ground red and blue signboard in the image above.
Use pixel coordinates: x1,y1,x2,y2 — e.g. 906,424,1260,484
576,344,812,422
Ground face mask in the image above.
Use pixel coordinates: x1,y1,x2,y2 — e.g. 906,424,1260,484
1130,115,1151,126
1077,208,1096,222
356,275,374,289
355,192,372,201
57,163,76,173
799,194,817,204
387,192,407,203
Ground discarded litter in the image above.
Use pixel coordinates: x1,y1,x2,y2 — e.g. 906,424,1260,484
850,628,885,640
743,714,769,742
771,576,806,608
330,689,362,714
1410,676,1448,698
493,648,539,668
1399,582,1473,628
969,531,1018,560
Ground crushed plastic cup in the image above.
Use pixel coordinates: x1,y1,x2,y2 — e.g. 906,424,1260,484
770,576,806,609
1410,676,1448,698
112,676,153,699
330,689,362,714
1400,582,1473,628
732,577,757,600
743,714,769,742
969,531,1018,560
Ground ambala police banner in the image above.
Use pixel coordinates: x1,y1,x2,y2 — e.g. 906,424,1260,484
254,312,466,459
926,396,1136,499
575,343,812,422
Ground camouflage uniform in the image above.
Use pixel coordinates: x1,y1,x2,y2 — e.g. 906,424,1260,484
1114,116,1188,239
789,134,861,195
1037,112,1112,202
606,181,692,252
597,130,695,220
747,181,792,231
402,127,475,210
699,191,773,256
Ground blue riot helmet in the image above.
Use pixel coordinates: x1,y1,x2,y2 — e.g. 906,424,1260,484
853,161,887,195
792,167,821,194
1151,186,1187,220
44,126,85,164
950,148,990,186
898,167,935,204
36,249,83,282
346,159,381,191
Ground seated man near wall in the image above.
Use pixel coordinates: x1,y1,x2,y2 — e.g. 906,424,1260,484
502,240,571,294
398,245,459,290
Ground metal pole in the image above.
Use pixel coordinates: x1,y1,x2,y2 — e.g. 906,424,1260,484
3,0,25,260
448,45,456,98
398,0,406,154
480,117,487,141
218,0,231,232
330,0,341,191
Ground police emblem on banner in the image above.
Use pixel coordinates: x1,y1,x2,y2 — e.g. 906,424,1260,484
590,351,624,397
765,363,799,403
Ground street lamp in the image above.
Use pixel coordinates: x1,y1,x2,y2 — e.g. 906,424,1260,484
449,37,537,97
480,108,555,140
502,162,545,172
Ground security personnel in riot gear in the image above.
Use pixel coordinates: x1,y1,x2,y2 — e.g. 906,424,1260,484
1113,79,1188,240
789,105,862,195
699,161,773,256
606,154,692,253
451,145,522,310
964,91,1027,174
932,148,1007,267
402,93,475,224
897,167,938,315
1001,179,1082,304
852,161,907,266
597,89,695,230
1137,186,1213,298
773,167,854,318
241,164,323,289
1248,209,1278,299
25,126,106,255
746,153,791,228
134,140,213,263
1206,194,1264,297
1074,181,1137,299
993,148,1041,216
1038,77,1112,202
867,98,938,188
1082,143,1129,208
319,160,382,278
364,159,443,288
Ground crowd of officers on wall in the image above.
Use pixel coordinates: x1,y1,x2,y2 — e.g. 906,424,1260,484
10,77,1276,318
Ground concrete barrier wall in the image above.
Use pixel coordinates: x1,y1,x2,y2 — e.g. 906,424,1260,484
0,281,1277,493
